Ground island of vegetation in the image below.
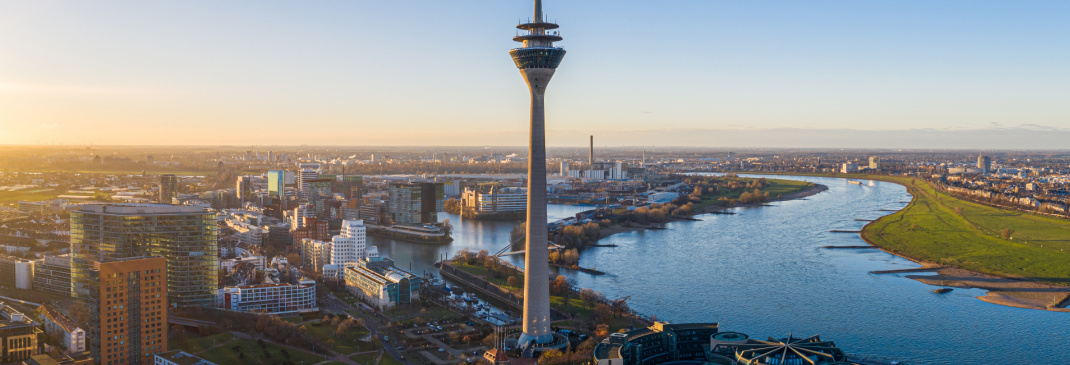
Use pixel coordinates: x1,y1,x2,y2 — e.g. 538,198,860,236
508,175,825,270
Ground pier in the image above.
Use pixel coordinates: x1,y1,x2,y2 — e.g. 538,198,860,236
829,229,862,233
870,267,945,274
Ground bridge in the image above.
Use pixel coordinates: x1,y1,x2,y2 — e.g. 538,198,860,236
495,241,566,257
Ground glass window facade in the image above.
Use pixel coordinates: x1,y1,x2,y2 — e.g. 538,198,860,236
510,48,566,70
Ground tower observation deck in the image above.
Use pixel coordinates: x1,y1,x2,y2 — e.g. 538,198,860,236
510,0,568,353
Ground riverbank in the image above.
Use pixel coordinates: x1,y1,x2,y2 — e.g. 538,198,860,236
811,175,1070,312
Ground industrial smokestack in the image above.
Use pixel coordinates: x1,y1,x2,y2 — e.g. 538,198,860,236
589,135,594,166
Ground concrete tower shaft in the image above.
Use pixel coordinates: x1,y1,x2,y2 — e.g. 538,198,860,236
511,0,565,348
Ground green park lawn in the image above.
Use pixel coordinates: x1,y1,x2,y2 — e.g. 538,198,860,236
859,176,1070,283
304,320,372,354
197,338,326,365
171,332,234,353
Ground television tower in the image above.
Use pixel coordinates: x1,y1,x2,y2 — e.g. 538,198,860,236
510,0,565,348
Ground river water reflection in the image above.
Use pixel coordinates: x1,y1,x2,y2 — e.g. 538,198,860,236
370,175,1069,364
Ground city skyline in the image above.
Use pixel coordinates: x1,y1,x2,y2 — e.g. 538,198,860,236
2,1,1068,148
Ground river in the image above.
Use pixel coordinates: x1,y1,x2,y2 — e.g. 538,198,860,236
370,175,1070,364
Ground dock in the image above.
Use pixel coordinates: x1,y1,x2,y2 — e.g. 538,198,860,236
853,219,875,222
870,267,945,274
878,209,899,212
829,230,861,233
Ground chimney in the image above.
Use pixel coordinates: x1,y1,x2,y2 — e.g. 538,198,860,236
589,135,594,166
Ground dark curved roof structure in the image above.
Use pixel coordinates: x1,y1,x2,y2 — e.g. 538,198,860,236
734,334,847,365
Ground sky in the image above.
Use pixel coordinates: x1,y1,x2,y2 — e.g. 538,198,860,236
1,1,1068,149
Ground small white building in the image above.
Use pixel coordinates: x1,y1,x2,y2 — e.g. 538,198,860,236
35,305,86,354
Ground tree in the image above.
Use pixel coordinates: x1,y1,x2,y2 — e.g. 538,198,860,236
482,333,498,348
506,276,522,288
538,349,565,365
1001,228,1014,240
551,275,569,295
594,324,610,338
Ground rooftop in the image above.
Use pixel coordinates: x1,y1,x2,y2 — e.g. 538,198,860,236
155,350,219,365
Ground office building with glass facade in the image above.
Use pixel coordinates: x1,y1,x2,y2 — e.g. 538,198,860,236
71,204,218,310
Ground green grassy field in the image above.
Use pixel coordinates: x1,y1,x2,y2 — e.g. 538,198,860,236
857,176,1070,284
304,320,372,354
0,189,64,203
197,338,326,365
379,353,405,365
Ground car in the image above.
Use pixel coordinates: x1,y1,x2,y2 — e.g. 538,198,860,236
383,336,389,342
579,334,589,341
438,348,446,352
397,346,405,351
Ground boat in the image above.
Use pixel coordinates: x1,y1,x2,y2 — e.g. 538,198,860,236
848,180,863,185
931,288,953,294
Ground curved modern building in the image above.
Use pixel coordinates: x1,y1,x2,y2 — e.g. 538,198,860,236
511,0,566,349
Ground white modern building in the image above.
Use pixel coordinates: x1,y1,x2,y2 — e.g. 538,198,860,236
218,279,317,315
301,221,377,281
344,257,420,310
462,187,527,214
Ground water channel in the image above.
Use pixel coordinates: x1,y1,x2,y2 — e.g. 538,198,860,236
370,175,1070,364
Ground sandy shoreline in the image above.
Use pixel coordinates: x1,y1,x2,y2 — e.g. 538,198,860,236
904,266,1070,312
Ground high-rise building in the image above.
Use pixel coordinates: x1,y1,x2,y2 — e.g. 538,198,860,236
267,170,286,200
235,176,252,204
560,161,569,176
978,154,991,174
297,169,318,200
509,0,565,348
387,183,443,226
96,256,168,365
868,156,880,170
158,174,178,204
71,204,218,310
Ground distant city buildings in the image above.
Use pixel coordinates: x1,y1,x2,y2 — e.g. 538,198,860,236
158,174,178,204
387,183,443,226
869,156,880,170
978,154,992,174
461,186,527,216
